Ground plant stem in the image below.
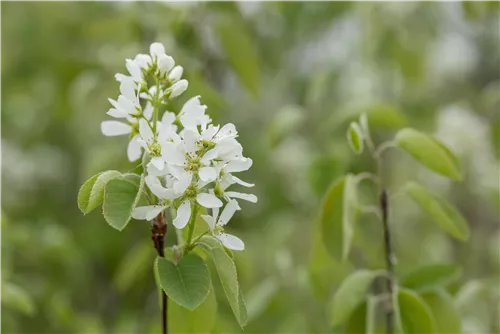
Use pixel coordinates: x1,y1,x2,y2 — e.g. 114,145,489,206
151,212,168,334
186,203,200,246
380,188,395,334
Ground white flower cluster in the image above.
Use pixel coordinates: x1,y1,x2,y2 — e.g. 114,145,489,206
100,42,256,251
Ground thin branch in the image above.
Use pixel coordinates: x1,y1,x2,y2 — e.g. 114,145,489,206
380,188,395,334
151,212,168,334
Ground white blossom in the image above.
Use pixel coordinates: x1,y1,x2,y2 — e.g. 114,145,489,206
201,200,245,250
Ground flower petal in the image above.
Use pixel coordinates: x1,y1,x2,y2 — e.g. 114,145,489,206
139,119,154,143
200,149,219,165
150,157,165,171
231,175,254,187
218,200,240,227
217,233,245,251
127,135,143,162
107,108,129,118
225,191,258,203
224,158,253,173
162,142,185,165
132,205,164,220
199,166,217,182
201,215,216,230
173,200,191,229
150,42,166,58
174,171,192,195
101,121,131,136
197,193,223,208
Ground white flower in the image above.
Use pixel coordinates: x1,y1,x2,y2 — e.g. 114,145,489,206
169,79,188,98
169,66,183,83
137,119,166,170
100,120,143,162
179,96,210,132
201,200,245,250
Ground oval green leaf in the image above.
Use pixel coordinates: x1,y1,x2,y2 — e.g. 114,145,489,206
78,170,121,214
397,288,436,334
401,263,462,292
216,18,259,96
156,254,211,311
169,286,217,333
404,182,470,241
395,128,462,181
320,174,358,261
103,173,144,231
329,269,378,327
421,289,461,334
347,122,364,154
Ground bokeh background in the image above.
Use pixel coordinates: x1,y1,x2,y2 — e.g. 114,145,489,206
1,2,499,333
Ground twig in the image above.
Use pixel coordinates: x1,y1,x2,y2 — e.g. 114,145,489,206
151,212,168,334
380,188,395,334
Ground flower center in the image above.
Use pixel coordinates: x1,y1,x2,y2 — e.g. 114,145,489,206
185,185,198,199
149,142,162,156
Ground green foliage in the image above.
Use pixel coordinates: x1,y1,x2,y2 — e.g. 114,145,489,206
320,174,358,261
156,254,211,310
216,18,259,96
77,170,121,214
168,287,218,333
404,182,470,240
395,128,462,181
328,269,379,327
397,288,436,334
103,173,144,231
401,264,462,292
347,122,364,154
1,282,36,317
344,302,368,334
420,289,462,334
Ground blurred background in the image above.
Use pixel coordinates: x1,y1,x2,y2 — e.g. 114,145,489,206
1,2,499,333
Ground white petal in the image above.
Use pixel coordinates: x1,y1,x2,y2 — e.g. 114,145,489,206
150,42,166,58
120,78,137,102
162,111,176,125
126,59,142,82
168,65,183,82
231,175,254,187
101,121,131,136
183,130,199,154
139,119,154,143
174,171,192,195
199,167,217,182
145,176,173,199
169,79,188,98
107,108,129,118
127,135,143,162
200,125,220,141
158,54,175,74
134,54,152,69
225,191,258,203
224,158,253,173
215,123,237,141
217,233,244,251
200,149,219,165
162,142,185,165
173,200,191,229
132,205,164,220
218,200,240,227
196,193,223,208
201,215,216,230
143,103,154,120
150,157,165,171
117,95,137,115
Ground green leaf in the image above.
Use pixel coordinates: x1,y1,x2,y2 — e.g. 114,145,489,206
395,128,462,180
404,182,470,241
169,286,217,333
102,173,143,231
320,174,358,261
113,242,152,292
420,289,461,334
397,288,436,334
156,254,211,311
1,282,36,316
216,18,259,96
401,263,462,292
328,269,379,327
347,122,364,154
211,247,248,327
77,170,121,214
344,302,367,334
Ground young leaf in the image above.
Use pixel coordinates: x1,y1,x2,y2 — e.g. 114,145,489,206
103,173,144,231
169,286,217,333
347,122,364,154
397,288,436,334
404,182,470,240
395,128,462,180
216,18,259,96
211,247,248,327
328,270,379,327
400,264,462,292
420,289,461,334
156,254,211,311
320,174,358,261
78,170,121,214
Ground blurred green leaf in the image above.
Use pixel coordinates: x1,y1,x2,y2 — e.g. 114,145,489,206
1,282,36,317
156,254,211,310
347,122,364,154
245,278,279,322
420,289,462,334
320,174,358,261
395,128,462,181
397,288,436,334
344,301,367,334
113,242,152,292
404,182,470,241
103,173,143,231
216,18,259,96
328,269,379,327
78,170,121,214
169,286,217,333
401,264,462,293
267,105,305,147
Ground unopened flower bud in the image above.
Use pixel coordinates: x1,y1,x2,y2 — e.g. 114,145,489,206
168,79,188,98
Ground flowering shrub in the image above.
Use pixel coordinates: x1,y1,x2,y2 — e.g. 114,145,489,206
78,42,255,331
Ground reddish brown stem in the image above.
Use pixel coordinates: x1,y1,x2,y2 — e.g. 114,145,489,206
151,212,168,334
